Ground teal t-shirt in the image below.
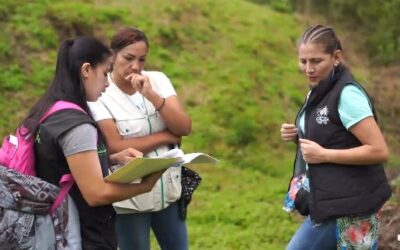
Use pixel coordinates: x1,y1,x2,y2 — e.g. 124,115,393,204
299,84,373,133
299,84,373,172
298,84,373,171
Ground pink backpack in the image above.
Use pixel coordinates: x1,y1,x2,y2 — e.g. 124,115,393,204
0,100,86,213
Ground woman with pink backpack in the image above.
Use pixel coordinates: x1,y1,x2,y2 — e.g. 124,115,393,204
14,37,161,249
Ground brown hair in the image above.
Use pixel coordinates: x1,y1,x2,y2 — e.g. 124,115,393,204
110,27,149,53
298,25,342,55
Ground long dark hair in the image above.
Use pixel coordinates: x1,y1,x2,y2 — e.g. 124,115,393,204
21,37,111,134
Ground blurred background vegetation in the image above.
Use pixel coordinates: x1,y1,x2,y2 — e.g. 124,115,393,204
0,0,399,249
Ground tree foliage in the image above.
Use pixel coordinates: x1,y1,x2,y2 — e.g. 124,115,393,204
291,0,400,65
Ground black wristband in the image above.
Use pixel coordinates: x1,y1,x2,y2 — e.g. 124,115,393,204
156,97,166,112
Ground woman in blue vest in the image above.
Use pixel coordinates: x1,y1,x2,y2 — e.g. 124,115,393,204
23,37,162,249
88,27,191,250
280,25,391,249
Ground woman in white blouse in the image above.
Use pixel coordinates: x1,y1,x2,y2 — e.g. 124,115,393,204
88,27,191,250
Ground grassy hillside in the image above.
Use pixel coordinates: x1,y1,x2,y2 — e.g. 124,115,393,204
0,0,398,249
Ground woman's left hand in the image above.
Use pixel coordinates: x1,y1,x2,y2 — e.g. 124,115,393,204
299,138,327,164
126,73,154,98
109,147,143,165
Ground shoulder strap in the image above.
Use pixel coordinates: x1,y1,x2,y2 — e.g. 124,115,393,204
50,173,74,214
40,101,86,123
42,101,86,214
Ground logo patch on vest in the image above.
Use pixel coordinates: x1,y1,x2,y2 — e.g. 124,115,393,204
316,106,329,125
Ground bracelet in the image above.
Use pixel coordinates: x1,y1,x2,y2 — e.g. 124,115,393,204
156,97,166,112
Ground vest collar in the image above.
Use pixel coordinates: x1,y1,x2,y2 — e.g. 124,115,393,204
307,65,353,108
103,75,145,118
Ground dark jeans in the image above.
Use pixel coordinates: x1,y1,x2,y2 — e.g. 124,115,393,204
116,201,188,250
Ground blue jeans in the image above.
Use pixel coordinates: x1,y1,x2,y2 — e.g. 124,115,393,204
116,201,188,250
287,216,336,250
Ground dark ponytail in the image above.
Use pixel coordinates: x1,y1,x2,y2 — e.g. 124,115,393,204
21,37,111,134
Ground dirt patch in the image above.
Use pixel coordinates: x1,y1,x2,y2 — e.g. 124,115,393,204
379,168,400,250
379,203,400,249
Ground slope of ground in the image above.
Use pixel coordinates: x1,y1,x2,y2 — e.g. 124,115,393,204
0,0,398,248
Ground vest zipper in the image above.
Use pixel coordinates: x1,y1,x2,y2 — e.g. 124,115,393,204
143,96,165,209
289,94,308,183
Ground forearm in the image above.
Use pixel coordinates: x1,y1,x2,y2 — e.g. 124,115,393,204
67,151,153,207
324,144,388,165
324,117,389,165
91,182,150,206
159,108,191,136
148,94,191,136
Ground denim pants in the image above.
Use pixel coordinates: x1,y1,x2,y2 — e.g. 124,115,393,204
116,201,188,250
286,216,337,250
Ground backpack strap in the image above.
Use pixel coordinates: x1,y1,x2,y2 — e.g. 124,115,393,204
50,174,75,214
40,100,86,123
43,101,86,214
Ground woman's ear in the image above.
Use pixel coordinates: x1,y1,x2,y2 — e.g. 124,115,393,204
81,63,91,79
333,49,343,66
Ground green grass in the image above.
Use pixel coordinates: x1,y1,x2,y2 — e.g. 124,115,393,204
0,0,398,249
185,156,299,250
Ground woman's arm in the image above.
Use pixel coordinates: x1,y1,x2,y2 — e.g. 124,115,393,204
147,94,192,136
300,117,388,165
127,73,192,136
66,150,163,206
97,119,181,154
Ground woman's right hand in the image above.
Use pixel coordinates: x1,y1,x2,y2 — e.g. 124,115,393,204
109,147,143,165
281,123,298,142
141,170,166,191
125,73,154,98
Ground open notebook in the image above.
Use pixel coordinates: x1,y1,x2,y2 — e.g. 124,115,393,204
104,148,219,184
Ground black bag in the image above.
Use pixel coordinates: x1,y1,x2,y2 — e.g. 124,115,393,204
178,166,201,219
294,188,311,216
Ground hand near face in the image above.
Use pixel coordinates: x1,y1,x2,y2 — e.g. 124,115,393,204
281,123,298,142
299,138,327,164
125,73,154,98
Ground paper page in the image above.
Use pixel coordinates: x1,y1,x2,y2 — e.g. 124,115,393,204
182,153,220,165
105,149,219,183
154,148,184,159
105,157,181,184
9,135,18,146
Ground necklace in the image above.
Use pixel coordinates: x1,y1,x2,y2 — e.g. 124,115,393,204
125,92,147,114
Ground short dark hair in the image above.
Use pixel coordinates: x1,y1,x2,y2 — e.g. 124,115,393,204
110,26,149,53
